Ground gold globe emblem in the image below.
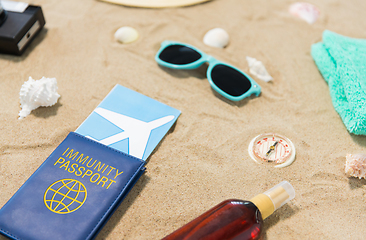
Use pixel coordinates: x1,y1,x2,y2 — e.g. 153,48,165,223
44,179,87,214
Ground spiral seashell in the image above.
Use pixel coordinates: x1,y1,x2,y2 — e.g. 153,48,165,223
114,26,139,44
203,28,229,48
289,2,320,24
18,77,60,119
246,56,273,82
345,153,366,179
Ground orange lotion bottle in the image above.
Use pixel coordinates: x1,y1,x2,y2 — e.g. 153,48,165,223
162,181,295,240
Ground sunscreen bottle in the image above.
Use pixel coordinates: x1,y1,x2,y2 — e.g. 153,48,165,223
162,181,295,240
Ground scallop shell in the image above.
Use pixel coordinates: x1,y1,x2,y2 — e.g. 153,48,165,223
345,153,366,179
203,28,229,48
18,77,60,119
114,26,139,44
289,2,320,24
246,56,273,82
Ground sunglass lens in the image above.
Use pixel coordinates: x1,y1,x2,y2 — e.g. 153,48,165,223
159,45,201,65
211,64,252,97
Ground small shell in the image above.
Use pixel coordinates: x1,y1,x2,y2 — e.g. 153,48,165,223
246,56,273,82
289,2,320,24
203,28,229,48
19,77,60,119
345,154,366,179
114,26,139,44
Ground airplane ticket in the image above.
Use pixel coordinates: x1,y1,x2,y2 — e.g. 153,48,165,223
75,84,181,161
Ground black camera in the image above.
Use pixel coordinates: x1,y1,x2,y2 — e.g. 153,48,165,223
0,1,45,55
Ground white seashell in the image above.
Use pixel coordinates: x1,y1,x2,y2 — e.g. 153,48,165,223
345,153,366,179
289,2,320,24
246,56,273,82
114,26,139,44
203,28,229,48
18,77,60,119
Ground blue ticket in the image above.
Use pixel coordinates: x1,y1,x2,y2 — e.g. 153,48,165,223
75,84,181,160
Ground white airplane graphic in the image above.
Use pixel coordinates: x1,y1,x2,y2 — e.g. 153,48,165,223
87,107,175,159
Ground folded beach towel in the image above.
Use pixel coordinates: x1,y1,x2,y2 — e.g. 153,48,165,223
311,30,366,135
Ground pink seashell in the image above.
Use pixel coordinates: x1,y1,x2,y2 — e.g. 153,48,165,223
345,154,366,179
289,2,320,24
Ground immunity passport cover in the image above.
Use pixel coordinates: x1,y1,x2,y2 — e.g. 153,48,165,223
0,84,181,240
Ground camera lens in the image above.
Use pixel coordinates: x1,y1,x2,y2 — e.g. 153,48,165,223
0,2,7,26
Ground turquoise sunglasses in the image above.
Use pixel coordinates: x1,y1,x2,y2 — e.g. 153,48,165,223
155,40,261,101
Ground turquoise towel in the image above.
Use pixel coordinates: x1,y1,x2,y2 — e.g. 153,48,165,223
311,30,366,135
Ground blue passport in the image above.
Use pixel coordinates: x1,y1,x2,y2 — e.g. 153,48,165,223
0,132,145,240
0,84,180,240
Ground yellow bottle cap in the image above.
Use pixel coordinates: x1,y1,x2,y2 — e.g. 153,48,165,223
250,181,295,220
